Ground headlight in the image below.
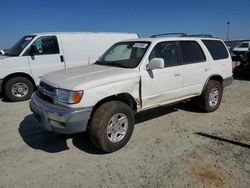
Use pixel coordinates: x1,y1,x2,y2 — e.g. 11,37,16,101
56,89,83,104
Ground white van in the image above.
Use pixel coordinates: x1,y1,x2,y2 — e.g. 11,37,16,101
0,32,138,101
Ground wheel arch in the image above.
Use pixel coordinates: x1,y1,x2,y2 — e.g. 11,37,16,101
89,93,137,122
202,74,223,93
2,72,36,91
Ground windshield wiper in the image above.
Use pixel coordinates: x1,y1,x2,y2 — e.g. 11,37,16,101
103,62,128,68
94,61,101,65
3,52,15,57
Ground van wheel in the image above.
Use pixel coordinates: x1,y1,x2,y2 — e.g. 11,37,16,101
4,77,34,102
89,101,135,153
199,80,223,112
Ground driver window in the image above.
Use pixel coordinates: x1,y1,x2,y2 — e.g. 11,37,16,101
149,41,179,67
30,36,59,55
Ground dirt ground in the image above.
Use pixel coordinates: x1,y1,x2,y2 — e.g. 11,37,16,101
0,78,250,188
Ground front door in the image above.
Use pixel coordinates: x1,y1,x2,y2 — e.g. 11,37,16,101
26,35,65,83
141,41,183,109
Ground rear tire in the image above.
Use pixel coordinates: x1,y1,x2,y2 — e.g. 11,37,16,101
4,77,34,102
198,80,223,112
89,101,135,153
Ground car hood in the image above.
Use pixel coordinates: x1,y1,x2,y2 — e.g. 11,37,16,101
42,64,140,90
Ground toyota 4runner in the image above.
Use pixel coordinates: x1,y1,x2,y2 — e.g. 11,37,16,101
30,34,233,152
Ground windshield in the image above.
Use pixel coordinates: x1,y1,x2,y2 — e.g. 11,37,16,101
5,35,35,56
96,41,151,68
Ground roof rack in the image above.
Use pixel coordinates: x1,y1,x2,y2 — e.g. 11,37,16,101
188,34,213,38
151,33,188,38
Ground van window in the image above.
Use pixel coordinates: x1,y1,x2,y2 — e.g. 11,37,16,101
149,41,179,67
30,36,59,55
179,41,206,64
202,40,229,60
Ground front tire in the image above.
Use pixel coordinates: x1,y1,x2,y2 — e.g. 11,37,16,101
4,77,34,102
89,101,135,153
198,80,223,112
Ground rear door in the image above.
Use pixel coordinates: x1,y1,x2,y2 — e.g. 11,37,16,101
179,40,209,96
26,35,65,83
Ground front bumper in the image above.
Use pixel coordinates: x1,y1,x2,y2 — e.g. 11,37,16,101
30,92,92,134
223,76,233,88
0,79,3,93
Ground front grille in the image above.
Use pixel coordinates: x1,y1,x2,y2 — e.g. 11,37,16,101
38,81,56,104
40,81,55,92
37,90,54,104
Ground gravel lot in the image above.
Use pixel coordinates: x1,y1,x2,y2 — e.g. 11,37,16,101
0,78,250,188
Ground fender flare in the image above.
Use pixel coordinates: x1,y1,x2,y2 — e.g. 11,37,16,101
2,72,36,92
202,74,223,93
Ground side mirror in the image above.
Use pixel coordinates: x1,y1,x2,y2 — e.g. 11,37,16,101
28,45,37,56
0,50,5,55
147,58,164,70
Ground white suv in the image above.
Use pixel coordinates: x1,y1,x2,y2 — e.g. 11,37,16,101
30,35,233,152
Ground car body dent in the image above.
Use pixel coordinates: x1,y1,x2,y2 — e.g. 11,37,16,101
41,64,141,109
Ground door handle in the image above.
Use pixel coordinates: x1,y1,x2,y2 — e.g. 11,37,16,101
174,73,181,77
60,55,64,63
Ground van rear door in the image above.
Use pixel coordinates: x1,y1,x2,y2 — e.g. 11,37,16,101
26,35,65,83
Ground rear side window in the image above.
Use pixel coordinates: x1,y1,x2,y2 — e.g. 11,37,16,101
179,41,206,64
202,40,229,60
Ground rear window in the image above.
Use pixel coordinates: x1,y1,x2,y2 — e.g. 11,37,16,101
202,40,229,60
179,41,206,64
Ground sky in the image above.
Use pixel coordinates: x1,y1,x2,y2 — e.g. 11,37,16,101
0,0,250,49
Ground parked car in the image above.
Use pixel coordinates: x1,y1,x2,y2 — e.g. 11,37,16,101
231,41,250,61
30,34,233,152
0,32,138,101
233,46,250,76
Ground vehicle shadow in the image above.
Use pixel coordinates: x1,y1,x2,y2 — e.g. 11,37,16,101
233,75,250,81
135,105,178,124
0,93,13,103
195,132,250,149
174,101,203,113
1,98,11,103
135,102,202,123
19,103,199,154
18,115,105,154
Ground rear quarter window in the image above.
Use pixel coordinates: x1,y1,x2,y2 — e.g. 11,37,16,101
202,40,229,60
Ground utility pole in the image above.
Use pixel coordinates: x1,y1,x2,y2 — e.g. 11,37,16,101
227,21,230,40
